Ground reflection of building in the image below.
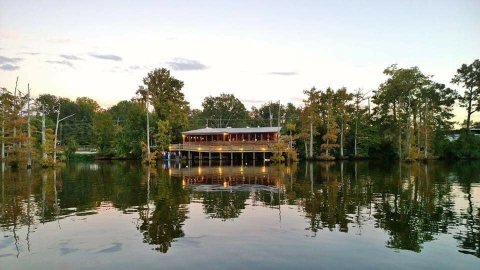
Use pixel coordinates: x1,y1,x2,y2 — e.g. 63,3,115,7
170,165,281,192
169,127,286,160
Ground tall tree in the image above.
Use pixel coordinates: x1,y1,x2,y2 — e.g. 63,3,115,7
155,119,172,152
302,87,321,159
352,89,368,157
451,59,480,130
201,93,250,128
374,64,457,160
0,88,14,160
108,100,149,158
93,111,115,155
138,68,190,142
332,87,353,158
321,93,339,159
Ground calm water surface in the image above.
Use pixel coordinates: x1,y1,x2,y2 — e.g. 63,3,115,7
0,161,479,269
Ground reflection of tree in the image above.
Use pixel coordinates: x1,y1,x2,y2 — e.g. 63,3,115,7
287,161,465,254
451,162,480,258
368,163,455,252
1,160,479,258
302,162,351,233
198,190,249,220
137,167,189,253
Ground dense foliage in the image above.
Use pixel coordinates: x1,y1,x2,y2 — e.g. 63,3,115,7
1,60,479,167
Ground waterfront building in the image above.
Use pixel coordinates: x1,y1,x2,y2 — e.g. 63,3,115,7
169,127,286,160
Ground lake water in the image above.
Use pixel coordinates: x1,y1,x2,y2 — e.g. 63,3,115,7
0,161,479,269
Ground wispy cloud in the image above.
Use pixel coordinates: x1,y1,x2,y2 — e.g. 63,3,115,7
60,54,82,60
166,58,207,71
48,38,73,44
46,60,74,68
128,65,142,70
89,53,122,61
268,71,298,76
19,52,40,56
241,99,267,104
110,65,149,73
0,55,23,64
0,64,20,71
127,65,148,71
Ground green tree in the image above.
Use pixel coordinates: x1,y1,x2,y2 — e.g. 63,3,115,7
137,68,190,142
321,100,339,159
108,100,148,158
302,87,322,159
36,94,59,121
155,119,172,151
451,59,480,130
0,88,14,160
352,89,369,157
332,87,353,158
201,93,250,128
186,109,204,130
372,65,456,160
64,137,78,160
93,111,115,155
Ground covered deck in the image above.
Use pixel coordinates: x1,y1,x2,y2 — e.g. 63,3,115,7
169,127,286,160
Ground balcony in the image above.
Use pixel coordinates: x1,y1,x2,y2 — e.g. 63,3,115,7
169,141,287,153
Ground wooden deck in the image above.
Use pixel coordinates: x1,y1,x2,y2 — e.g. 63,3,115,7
169,141,286,153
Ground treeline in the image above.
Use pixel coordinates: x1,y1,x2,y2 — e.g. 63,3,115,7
1,60,479,167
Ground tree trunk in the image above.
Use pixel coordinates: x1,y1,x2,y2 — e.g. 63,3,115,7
1,119,4,160
146,101,151,162
309,117,313,159
424,99,428,159
27,84,31,168
398,126,402,159
354,117,358,157
12,77,18,152
466,87,473,130
54,107,60,165
289,130,292,149
42,111,47,161
304,140,308,159
406,96,411,159
326,139,329,156
340,120,344,158
415,111,420,151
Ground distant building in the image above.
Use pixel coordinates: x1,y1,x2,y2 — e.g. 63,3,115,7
169,127,286,160
447,128,480,141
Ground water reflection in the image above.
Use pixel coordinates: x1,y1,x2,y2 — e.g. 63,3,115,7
0,161,479,260
174,165,283,220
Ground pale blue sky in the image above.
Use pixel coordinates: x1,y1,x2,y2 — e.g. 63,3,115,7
0,0,479,121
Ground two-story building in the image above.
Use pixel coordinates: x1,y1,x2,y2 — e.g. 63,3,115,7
169,126,285,160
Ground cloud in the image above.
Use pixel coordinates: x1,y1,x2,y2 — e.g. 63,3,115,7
60,54,82,60
46,60,73,68
0,55,23,64
127,65,148,71
128,65,142,70
109,65,148,72
241,99,267,104
89,53,122,61
19,52,40,56
166,58,207,71
48,38,73,44
0,64,20,71
268,71,298,76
